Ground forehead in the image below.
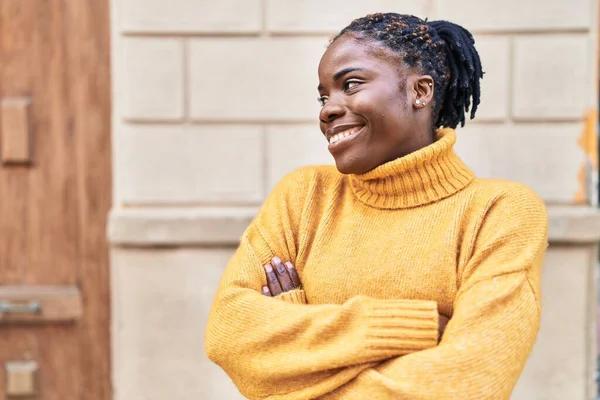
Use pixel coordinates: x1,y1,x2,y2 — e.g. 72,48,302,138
318,34,405,77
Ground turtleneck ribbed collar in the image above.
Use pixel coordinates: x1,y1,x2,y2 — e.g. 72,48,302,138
349,128,475,209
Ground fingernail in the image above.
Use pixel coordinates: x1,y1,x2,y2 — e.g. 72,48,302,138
271,257,285,275
265,264,273,273
262,286,270,294
285,262,294,269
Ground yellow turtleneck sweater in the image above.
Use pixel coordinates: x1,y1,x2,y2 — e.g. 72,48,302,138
205,128,548,400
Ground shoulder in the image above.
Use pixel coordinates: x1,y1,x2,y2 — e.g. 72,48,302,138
260,165,342,216
249,165,341,253
470,178,545,209
273,165,342,195
468,178,548,229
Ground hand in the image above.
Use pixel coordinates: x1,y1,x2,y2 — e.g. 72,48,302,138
262,257,302,296
438,314,450,341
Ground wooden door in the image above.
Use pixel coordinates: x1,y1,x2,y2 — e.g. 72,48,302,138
0,0,111,398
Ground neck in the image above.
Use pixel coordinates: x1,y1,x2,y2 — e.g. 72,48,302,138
349,128,475,209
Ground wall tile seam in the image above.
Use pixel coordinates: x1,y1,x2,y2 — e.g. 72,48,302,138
584,236,597,399
260,0,268,34
511,117,588,124
116,31,591,42
119,31,264,38
506,35,515,123
590,0,600,108
117,29,590,38
117,121,552,134
261,124,268,198
183,38,190,120
115,120,585,130
262,29,591,36
119,117,583,125
107,207,600,247
120,119,321,126
119,201,264,208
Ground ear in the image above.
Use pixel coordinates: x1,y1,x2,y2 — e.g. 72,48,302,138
411,75,434,110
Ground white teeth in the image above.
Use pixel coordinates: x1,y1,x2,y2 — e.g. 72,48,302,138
328,126,362,144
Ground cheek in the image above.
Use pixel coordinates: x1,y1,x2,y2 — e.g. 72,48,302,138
351,94,387,124
368,101,407,133
384,90,410,116
356,89,408,125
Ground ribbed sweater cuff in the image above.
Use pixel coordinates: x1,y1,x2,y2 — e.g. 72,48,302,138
275,289,306,304
363,298,439,355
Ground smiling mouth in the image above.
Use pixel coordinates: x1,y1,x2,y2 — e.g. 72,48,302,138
328,126,364,145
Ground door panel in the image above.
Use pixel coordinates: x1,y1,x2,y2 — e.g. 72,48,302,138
0,0,111,398
1,98,32,164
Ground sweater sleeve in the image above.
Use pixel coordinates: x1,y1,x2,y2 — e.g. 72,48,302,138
320,185,548,400
204,168,440,400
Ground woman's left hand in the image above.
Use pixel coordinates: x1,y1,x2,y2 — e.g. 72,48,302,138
262,256,301,296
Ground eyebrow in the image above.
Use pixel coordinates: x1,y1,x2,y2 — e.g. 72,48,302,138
317,67,365,92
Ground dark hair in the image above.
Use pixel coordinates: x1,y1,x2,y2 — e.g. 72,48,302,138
333,13,484,129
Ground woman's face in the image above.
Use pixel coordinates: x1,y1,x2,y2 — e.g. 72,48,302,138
317,34,433,174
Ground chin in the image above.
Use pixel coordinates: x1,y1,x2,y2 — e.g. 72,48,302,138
333,157,370,175
334,163,353,175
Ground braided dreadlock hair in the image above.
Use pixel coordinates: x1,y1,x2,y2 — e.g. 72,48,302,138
333,13,483,129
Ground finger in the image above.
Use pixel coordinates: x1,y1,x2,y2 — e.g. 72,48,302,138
285,261,301,288
264,264,283,296
438,315,449,340
262,286,272,296
272,257,294,292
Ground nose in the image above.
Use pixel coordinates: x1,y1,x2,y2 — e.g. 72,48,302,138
319,97,346,123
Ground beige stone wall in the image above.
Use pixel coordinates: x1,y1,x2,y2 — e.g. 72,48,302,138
109,1,600,399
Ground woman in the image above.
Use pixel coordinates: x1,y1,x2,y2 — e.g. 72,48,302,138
205,13,547,400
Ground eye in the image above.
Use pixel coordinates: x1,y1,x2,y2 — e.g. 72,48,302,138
318,96,329,107
343,79,361,91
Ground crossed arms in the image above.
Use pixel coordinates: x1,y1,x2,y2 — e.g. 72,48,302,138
205,174,548,400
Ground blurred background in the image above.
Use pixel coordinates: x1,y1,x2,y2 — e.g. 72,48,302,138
0,0,599,399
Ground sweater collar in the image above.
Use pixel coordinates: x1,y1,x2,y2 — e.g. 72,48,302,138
349,128,475,209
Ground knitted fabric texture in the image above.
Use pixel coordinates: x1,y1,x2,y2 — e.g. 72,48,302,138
205,128,548,400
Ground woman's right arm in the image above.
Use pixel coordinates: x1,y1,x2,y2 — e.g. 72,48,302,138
204,168,440,400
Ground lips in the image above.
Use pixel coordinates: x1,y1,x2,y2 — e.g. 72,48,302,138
328,126,362,144
325,124,365,144
325,125,365,154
